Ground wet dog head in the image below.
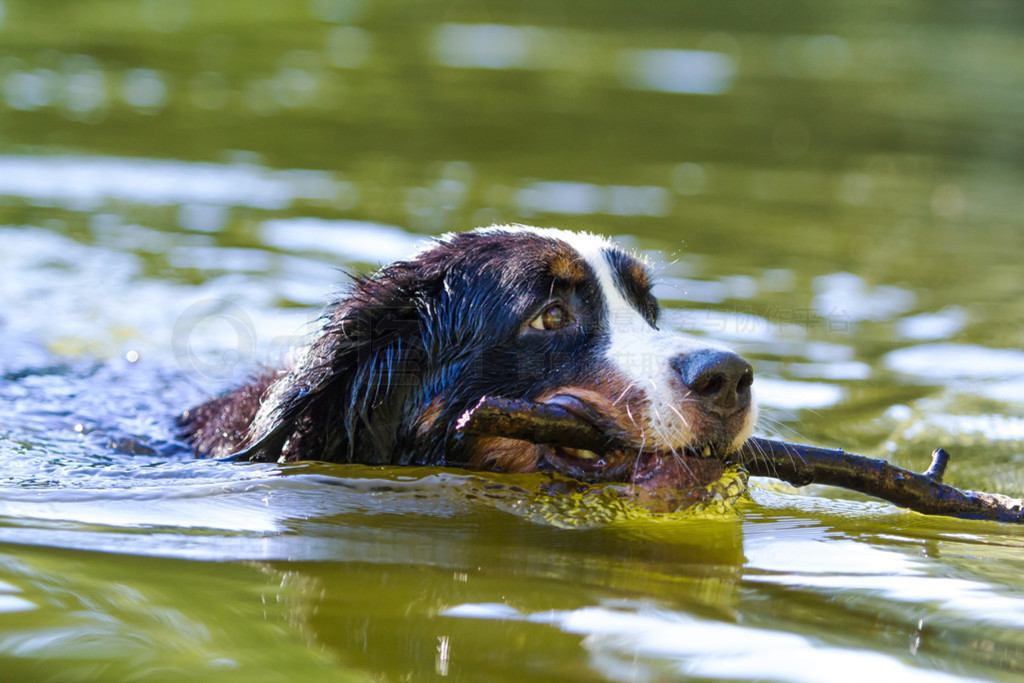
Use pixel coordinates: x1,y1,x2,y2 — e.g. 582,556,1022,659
233,225,755,488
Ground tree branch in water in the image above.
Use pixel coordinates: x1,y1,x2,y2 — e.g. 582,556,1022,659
458,396,1024,523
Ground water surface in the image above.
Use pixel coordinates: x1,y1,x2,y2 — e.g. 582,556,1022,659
2,1,1024,680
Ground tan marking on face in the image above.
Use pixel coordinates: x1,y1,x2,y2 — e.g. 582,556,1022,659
467,436,541,472
415,396,446,439
625,260,650,292
547,246,587,284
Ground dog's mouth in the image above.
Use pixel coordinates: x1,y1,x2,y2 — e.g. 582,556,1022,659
539,394,730,490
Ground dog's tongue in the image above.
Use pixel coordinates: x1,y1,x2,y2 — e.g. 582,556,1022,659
629,451,727,490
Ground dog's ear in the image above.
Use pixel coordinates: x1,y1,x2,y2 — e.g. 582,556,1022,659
239,264,443,464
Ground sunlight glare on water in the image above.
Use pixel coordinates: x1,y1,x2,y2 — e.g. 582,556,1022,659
443,603,983,683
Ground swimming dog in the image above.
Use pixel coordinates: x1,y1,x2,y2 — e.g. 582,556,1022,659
179,226,755,490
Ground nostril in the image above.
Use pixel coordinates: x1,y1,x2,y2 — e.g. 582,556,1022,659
672,349,754,411
693,374,725,398
737,370,754,392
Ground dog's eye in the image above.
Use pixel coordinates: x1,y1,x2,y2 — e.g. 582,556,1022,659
529,303,568,331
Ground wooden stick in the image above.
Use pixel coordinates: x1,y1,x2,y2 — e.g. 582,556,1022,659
735,438,1024,523
456,396,619,452
457,395,1024,523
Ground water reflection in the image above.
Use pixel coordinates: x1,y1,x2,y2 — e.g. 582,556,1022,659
896,307,968,341
260,217,424,262
121,68,168,113
516,181,672,217
444,603,976,683
618,48,736,94
0,155,339,210
433,24,536,70
753,378,845,411
3,54,108,120
813,272,916,323
885,343,1024,381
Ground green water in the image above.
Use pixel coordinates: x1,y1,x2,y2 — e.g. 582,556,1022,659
2,1,1024,680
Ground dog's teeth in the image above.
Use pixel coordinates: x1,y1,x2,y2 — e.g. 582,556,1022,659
702,445,712,457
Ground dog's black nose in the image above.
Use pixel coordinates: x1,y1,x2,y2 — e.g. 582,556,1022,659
672,349,753,415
